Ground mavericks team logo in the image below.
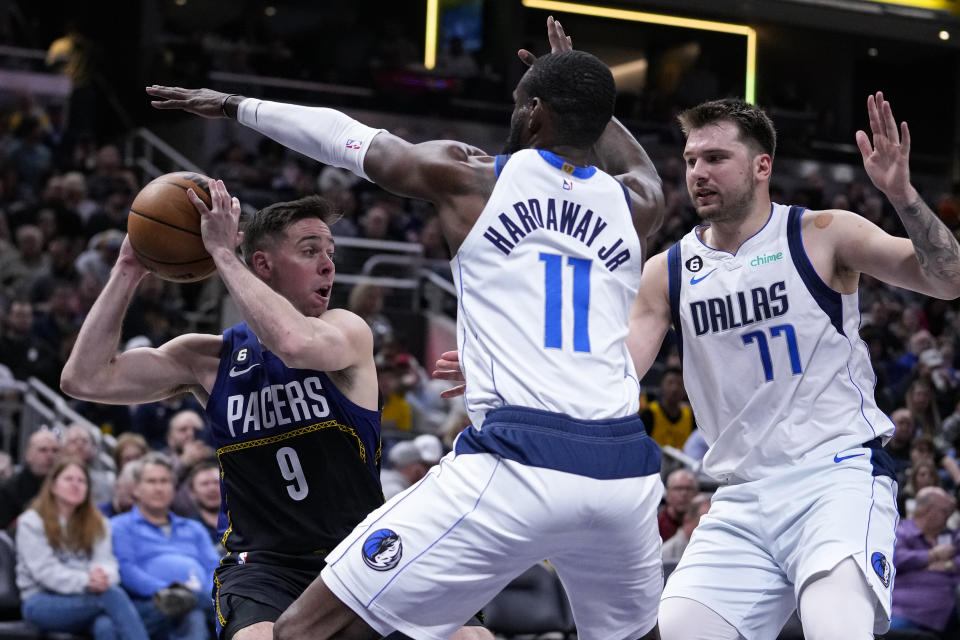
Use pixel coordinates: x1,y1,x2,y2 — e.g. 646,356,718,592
362,529,403,571
871,551,891,587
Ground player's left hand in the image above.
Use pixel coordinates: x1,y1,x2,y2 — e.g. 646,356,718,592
147,86,229,119
518,16,573,67
856,91,914,206
189,178,243,257
432,350,466,398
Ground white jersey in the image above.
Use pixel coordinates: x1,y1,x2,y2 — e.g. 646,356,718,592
669,203,893,482
452,148,643,425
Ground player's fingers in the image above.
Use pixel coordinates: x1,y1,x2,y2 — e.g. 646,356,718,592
880,97,899,145
901,121,911,157
518,49,536,66
439,350,459,362
866,94,881,137
186,188,209,214
439,384,466,399
854,130,873,161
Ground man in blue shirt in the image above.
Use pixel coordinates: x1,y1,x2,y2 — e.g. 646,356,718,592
112,452,220,640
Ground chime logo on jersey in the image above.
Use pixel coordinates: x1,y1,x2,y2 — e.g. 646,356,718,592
871,551,891,587
685,255,703,273
362,529,403,571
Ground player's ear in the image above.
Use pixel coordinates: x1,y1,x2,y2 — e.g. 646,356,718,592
528,97,544,135
251,250,271,279
755,153,772,181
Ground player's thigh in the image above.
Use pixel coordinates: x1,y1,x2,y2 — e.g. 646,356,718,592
659,597,742,640
797,557,875,640
322,454,548,637
662,509,795,640
218,594,284,640
549,473,663,640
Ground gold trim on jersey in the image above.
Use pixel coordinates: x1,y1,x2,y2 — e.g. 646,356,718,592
215,419,368,461
214,573,227,627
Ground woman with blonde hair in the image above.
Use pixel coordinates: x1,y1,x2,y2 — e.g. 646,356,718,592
16,458,148,640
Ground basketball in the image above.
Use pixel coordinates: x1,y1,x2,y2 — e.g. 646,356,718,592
127,171,216,282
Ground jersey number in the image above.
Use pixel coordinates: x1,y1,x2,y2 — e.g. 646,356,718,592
276,446,308,501
742,324,802,382
540,252,591,352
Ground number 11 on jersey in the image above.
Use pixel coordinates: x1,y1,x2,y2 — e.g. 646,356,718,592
540,252,591,353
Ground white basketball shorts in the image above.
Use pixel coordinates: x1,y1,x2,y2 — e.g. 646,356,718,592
661,442,899,640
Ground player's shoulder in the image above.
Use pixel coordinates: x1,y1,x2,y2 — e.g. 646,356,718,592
799,207,864,233
159,332,223,359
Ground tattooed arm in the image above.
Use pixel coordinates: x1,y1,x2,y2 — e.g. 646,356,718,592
828,91,960,299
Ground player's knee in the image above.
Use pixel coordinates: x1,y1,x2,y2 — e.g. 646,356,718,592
450,627,495,640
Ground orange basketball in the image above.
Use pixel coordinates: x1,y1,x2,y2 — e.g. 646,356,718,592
127,172,216,282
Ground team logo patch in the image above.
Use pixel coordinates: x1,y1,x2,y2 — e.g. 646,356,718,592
871,551,891,587
685,255,703,272
362,528,403,571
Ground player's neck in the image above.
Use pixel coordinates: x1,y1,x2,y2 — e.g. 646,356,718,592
538,143,590,168
702,198,772,254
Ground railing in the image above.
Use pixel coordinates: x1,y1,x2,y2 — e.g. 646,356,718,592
20,377,115,471
125,127,205,179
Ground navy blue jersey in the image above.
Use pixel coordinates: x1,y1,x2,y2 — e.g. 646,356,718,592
205,323,383,558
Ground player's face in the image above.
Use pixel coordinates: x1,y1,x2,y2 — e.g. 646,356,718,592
683,121,762,223
267,219,336,317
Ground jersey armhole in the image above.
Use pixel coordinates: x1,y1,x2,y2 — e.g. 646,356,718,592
667,242,684,361
494,154,512,179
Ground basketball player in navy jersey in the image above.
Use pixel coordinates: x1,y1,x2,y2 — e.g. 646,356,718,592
623,95,960,639
147,17,665,640
60,189,487,640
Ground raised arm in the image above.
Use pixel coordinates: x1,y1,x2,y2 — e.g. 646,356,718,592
518,17,665,244
627,251,673,378
60,238,220,405
839,91,960,299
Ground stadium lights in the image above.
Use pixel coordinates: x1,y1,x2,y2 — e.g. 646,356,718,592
520,0,757,103
423,0,756,102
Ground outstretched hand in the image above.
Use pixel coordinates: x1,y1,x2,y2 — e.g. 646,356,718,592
855,91,913,205
518,15,573,67
146,85,230,119
187,178,243,257
432,350,466,398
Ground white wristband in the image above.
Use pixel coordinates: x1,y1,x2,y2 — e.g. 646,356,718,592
237,99,383,182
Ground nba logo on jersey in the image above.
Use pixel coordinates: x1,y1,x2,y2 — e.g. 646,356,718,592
562,179,573,191
345,139,363,150
238,552,248,565
362,529,403,571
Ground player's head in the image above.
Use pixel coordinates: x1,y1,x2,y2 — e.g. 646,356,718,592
677,99,776,223
504,50,615,154
242,195,342,317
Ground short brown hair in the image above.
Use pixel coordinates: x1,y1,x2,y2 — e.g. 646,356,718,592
677,98,777,159
241,195,341,267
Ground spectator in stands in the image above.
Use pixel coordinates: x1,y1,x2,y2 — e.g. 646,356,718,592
888,329,935,391
886,407,916,477
906,377,942,440
658,469,699,542
380,437,439,499
0,298,60,389
85,145,137,202
111,453,219,640
130,396,204,451
76,229,124,289
62,423,115,505
347,280,393,355
163,410,212,481
5,115,53,198
891,487,960,637
0,428,60,530
32,279,81,353
15,458,148,640
100,461,138,518
640,367,695,450
112,432,149,471
61,171,99,223
661,493,711,564
183,459,223,552
901,461,942,518
0,451,11,481
394,354,455,434
378,353,413,432
0,225,48,297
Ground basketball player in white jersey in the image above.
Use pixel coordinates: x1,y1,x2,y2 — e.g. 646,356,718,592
623,94,960,639
147,18,666,640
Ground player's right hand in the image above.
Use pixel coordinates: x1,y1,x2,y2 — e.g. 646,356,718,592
146,86,228,119
116,235,150,278
432,350,466,398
